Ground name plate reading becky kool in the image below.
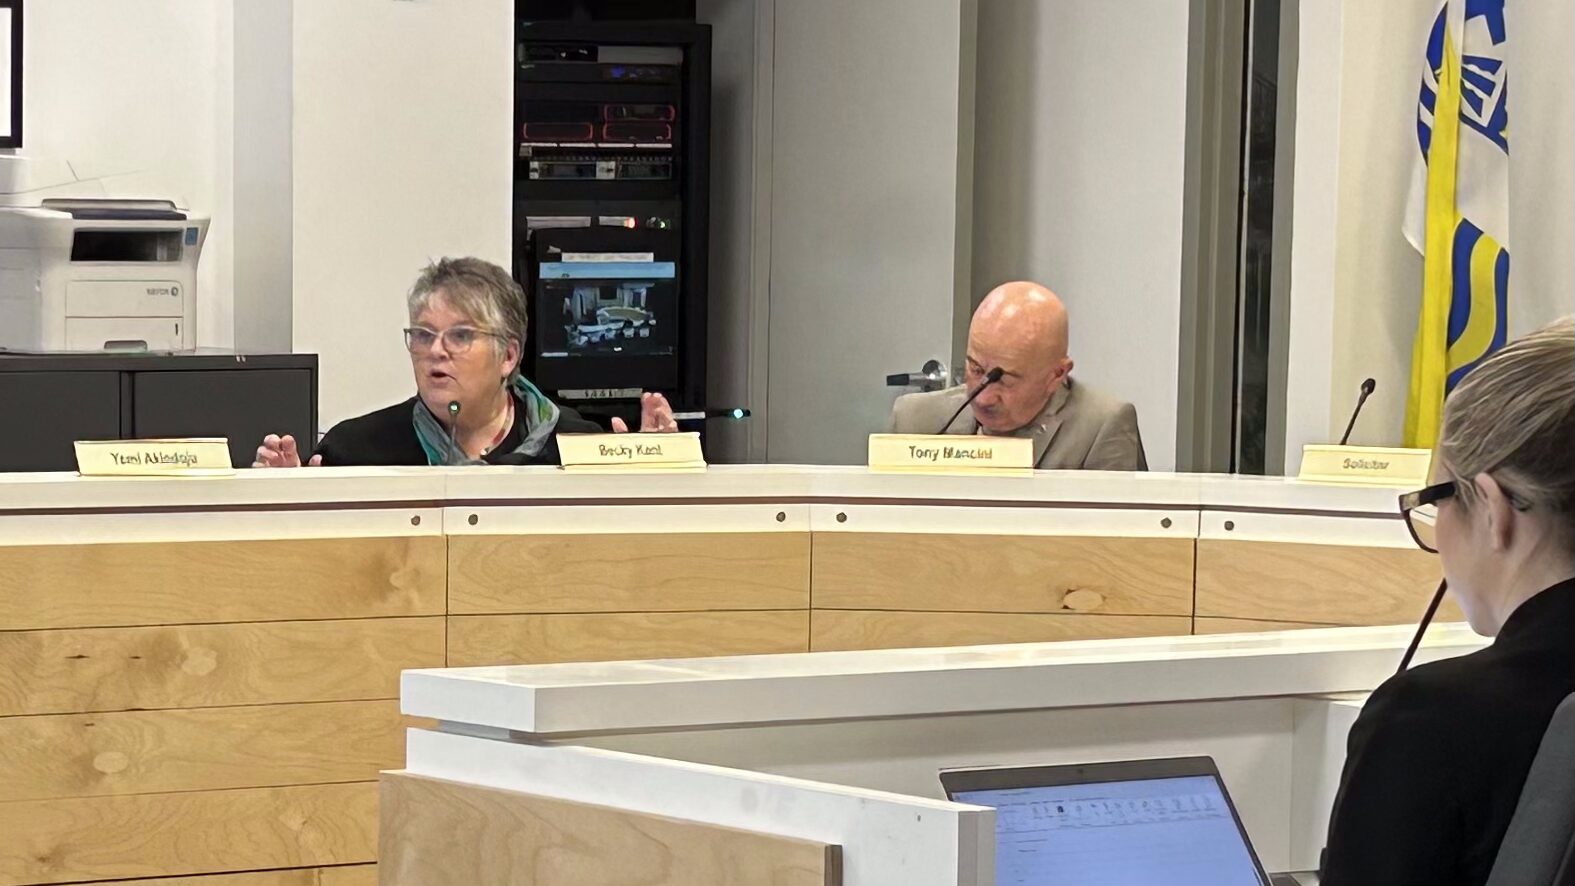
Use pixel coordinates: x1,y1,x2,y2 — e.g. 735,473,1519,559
1298,444,1433,487
556,432,706,472
75,438,236,477
868,433,1034,474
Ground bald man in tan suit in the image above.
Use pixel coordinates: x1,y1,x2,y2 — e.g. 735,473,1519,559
887,281,1147,471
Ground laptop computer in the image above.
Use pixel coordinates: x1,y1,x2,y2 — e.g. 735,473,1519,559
941,756,1306,886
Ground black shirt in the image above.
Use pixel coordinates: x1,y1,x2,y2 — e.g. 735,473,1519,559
312,395,602,467
1321,577,1575,886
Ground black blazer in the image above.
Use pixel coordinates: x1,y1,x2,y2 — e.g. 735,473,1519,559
313,395,602,467
1321,578,1575,886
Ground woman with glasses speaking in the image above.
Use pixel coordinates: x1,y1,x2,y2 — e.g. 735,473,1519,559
253,257,676,467
1319,317,1575,886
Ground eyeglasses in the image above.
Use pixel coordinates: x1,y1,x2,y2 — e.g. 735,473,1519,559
403,326,503,355
1399,481,1457,553
964,361,1021,390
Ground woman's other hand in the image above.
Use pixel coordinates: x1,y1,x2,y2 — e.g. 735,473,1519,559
610,393,679,433
253,434,323,468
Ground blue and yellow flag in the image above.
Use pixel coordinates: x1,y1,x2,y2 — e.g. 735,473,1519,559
1403,0,1511,449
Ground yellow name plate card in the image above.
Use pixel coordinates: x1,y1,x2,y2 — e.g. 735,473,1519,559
868,433,1034,473
556,432,706,472
1298,444,1433,487
75,438,236,477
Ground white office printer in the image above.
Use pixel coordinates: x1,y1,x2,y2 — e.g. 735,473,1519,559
0,158,209,352
0,199,209,351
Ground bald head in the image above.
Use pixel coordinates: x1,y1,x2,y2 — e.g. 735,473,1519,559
963,281,1075,433
973,282,1069,362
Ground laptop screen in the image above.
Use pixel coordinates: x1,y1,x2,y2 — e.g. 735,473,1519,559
951,770,1267,886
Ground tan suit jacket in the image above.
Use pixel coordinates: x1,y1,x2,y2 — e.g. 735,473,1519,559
887,378,1147,471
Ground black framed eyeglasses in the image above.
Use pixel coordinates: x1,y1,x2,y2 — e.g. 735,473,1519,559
1399,481,1457,553
403,325,502,355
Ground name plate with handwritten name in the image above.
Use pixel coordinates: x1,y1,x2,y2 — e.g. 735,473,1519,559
1298,444,1433,487
868,433,1034,473
556,432,706,472
75,438,236,477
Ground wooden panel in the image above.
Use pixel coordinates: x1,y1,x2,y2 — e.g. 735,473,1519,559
0,781,377,885
319,865,378,886
811,611,1194,652
0,700,407,802
79,869,320,886
1195,539,1456,625
447,611,809,667
0,617,444,717
9,866,371,886
0,537,446,631
448,533,811,614
812,533,1194,615
380,772,839,886
1193,617,1340,635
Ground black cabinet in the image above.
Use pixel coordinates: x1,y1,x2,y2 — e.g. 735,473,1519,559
0,354,317,471
0,372,122,471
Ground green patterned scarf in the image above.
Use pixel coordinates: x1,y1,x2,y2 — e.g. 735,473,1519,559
413,375,561,466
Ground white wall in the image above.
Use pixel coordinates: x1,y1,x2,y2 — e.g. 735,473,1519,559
291,0,513,431
1286,0,1575,465
22,1,234,348
1509,0,1575,326
1325,0,1434,448
764,0,976,464
1283,0,1343,468
231,0,293,353
970,0,1190,472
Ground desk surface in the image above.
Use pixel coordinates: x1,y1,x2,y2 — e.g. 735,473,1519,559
404,622,1484,736
0,464,1410,514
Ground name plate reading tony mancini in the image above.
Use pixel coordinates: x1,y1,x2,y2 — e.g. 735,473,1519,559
868,433,1033,474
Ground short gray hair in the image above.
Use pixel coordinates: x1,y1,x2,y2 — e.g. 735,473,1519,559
1439,316,1575,546
406,257,528,357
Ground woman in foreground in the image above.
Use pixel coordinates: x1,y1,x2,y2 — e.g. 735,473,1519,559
1320,317,1575,886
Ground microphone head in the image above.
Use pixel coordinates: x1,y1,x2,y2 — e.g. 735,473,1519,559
984,367,1005,384
1360,378,1377,396
447,400,461,417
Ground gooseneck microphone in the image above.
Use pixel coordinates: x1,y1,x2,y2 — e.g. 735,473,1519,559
1338,378,1378,446
935,367,1005,434
446,400,462,465
1397,578,1450,674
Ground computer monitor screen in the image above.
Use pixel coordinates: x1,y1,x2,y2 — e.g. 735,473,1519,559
952,774,1266,886
536,259,677,360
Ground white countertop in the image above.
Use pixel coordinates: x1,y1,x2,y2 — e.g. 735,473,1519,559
0,464,1410,515
0,465,447,510
402,623,1485,736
